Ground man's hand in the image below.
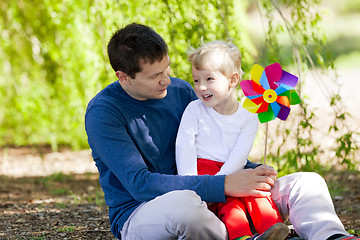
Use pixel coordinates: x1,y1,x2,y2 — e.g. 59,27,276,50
224,166,278,198
256,164,277,182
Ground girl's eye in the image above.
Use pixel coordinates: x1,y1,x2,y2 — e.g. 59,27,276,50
207,77,214,81
194,79,199,83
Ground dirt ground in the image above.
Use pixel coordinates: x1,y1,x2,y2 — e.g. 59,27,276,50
0,173,116,239
0,147,359,239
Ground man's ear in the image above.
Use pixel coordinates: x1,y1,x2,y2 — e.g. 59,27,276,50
116,71,130,85
230,72,240,87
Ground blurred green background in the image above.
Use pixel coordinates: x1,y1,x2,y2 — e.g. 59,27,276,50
0,0,359,170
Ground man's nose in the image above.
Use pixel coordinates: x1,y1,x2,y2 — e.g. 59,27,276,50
160,74,171,86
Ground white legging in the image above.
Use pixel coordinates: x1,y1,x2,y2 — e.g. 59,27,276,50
120,172,348,240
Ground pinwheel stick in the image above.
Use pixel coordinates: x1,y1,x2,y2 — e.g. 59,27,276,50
264,122,268,165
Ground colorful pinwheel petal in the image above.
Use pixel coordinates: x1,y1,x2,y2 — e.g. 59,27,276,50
240,63,301,123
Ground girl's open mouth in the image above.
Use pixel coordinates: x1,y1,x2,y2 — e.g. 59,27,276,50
202,94,213,100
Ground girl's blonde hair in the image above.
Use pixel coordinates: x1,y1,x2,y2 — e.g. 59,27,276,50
188,40,243,78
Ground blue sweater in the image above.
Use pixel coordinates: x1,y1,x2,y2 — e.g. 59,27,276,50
85,77,259,238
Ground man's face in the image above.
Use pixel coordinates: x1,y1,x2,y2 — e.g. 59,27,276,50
122,55,171,101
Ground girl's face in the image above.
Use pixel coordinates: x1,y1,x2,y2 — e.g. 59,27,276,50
192,66,238,115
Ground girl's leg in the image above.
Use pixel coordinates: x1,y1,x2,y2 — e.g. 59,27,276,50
197,158,224,175
244,196,283,234
271,172,348,240
197,159,252,239
218,197,253,239
120,190,227,240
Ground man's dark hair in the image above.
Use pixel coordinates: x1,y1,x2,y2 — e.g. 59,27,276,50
107,23,168,79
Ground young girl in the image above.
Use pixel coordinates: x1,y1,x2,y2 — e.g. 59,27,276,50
175,40,288,240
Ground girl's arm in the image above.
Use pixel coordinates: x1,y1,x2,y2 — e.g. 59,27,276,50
175,101,199,175
216,111,259,175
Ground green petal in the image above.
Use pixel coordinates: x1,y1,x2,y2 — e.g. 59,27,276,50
280,89,301,105
258,106,276,123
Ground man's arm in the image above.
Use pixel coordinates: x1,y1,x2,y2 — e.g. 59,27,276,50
85,103,226,203
244,160,261,169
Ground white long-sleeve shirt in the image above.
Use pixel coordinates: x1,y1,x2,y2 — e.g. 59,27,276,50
176,99,259,176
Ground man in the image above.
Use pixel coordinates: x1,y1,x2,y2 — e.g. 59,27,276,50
85,23,356,240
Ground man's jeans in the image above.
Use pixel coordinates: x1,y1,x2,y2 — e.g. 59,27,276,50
121,172,348,240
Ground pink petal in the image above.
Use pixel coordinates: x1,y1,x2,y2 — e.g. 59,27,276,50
240,80,260,96
265,63,282,90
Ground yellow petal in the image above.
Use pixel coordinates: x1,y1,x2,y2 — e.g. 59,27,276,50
243,98,261,113
250,64,264,84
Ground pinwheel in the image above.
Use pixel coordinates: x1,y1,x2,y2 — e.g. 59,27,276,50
240,63,301,163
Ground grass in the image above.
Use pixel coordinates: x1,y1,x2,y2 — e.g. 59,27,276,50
30,234,46,240
348,229,360,236
30,172,106,207
57,224,76,233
